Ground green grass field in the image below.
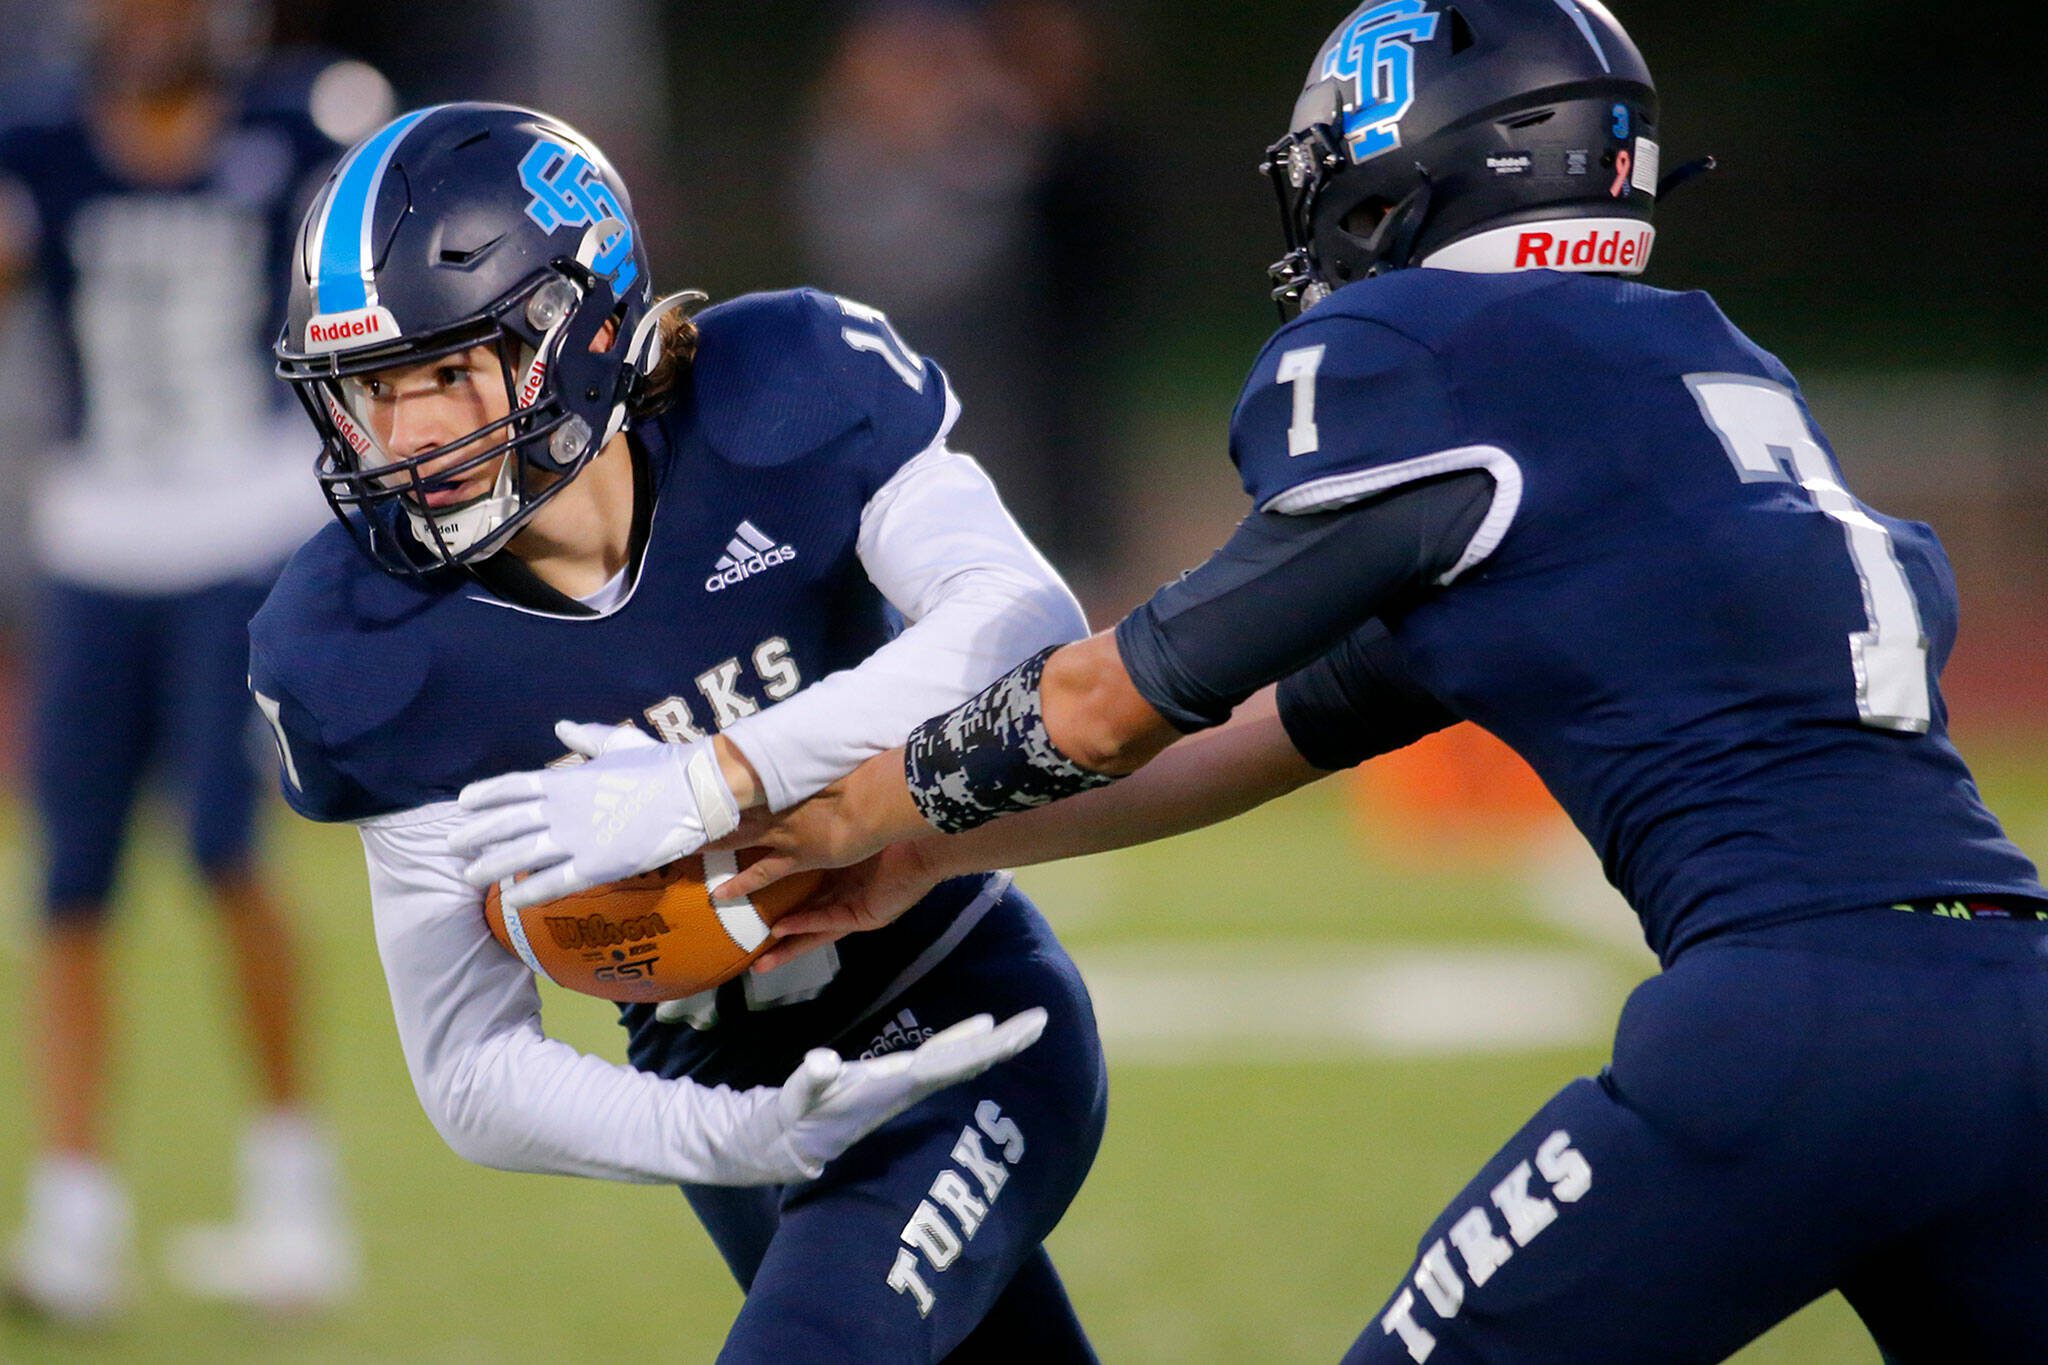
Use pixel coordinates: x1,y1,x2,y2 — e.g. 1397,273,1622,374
6,725,2044,1362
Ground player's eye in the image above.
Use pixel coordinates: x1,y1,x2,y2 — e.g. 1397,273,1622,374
435,363,471,389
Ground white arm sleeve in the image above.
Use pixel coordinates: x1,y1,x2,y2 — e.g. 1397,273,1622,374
359,804,804,1185
722,442,1089,811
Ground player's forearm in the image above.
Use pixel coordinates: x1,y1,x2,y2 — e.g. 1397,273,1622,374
723,570,1084,811
893,632,1186,841
362,814,805,1186
915,686,1321,880
721,446,1087,811
1039,630,1182,776
775,630,1275,882
419,1014,741,1184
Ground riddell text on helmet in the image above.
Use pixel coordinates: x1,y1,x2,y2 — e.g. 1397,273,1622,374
308,314,385,345
302,306,402,353
1513,226,1653,270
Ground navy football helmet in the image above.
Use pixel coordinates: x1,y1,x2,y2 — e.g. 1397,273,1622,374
276,102,699,575
1265,0,1685,313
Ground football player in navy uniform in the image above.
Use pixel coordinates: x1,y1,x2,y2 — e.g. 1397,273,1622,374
472,2,2048,1360
252,103,1105,1361
0,0,380,1321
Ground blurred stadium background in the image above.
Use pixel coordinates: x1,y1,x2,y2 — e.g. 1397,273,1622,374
0,0,2041,1359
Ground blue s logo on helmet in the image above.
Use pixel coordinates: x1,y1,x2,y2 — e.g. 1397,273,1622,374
1320,0,1441,163
518,139,639,292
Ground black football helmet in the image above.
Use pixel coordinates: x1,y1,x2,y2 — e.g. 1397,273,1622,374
1264,0,1678,314
275,102,699,575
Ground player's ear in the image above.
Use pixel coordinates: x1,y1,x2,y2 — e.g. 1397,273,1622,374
590,319,618,353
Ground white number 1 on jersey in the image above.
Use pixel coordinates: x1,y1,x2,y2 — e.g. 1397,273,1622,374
837,297,928,392
1686,374,1932,733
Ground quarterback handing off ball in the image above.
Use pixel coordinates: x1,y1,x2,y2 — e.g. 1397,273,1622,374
483,852,822,1003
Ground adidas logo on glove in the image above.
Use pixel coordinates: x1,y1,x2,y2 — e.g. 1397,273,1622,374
705,520,797,593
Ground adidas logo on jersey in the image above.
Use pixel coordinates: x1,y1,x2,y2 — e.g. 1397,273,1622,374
860,1008,937,1060
706,521,797,593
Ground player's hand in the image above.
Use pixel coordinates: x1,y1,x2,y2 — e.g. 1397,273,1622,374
749,842,946,975
747,1008,1047,1182
449,721,741,911
712,751,929,902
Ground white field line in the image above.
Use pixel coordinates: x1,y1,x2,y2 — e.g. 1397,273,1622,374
1070,943,1621,1063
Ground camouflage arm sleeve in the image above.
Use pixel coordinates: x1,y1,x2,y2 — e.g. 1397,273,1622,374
903,646,1119,834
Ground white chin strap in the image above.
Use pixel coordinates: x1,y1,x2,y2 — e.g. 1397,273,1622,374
626,290,705,372
1419,217,1655,275
593,288,706,452
405,454,519,560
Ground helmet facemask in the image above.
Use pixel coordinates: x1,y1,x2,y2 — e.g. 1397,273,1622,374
1262,74,1444,319
1262,100,1349,316
284,264,633,577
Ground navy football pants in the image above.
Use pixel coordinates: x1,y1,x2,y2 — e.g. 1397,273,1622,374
1348,909,2048,1363
30,577,274,915
684,897,1108,1362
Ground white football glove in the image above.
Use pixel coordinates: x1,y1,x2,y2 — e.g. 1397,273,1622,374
724,1008,1048,1184
450,720,741,912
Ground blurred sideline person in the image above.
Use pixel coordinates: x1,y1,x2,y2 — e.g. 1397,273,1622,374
522,2,2048,1360
0,0,385,1321
796,0,1132,595
255,103,1103,1360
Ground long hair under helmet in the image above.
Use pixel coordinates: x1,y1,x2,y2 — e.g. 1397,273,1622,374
275,102,701,576
1263,0,1707,316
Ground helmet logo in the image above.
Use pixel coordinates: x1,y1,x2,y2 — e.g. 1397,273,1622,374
1419,218,1655,275
320,390,374,456
517,352,549,411
518,139,639,292
1320,0,1440,163
304,305,402,355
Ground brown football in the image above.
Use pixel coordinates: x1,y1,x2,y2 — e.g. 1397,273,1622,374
482,851,823,1003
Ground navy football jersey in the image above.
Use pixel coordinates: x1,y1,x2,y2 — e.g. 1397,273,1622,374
0,69,342,453
249,288,976,1082
1240,268,2043,962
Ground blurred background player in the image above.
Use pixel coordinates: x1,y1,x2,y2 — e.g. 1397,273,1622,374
795,0,1134,600
0,0,386,1321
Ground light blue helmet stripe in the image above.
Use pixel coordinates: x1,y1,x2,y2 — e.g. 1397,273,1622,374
313,106,443,314
1549,0,1612,73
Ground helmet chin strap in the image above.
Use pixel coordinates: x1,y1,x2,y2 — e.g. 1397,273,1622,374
406,455,519,560
625,290,707,375
1358,169,1434,276
603,289,707,445
1300,168,1433,310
